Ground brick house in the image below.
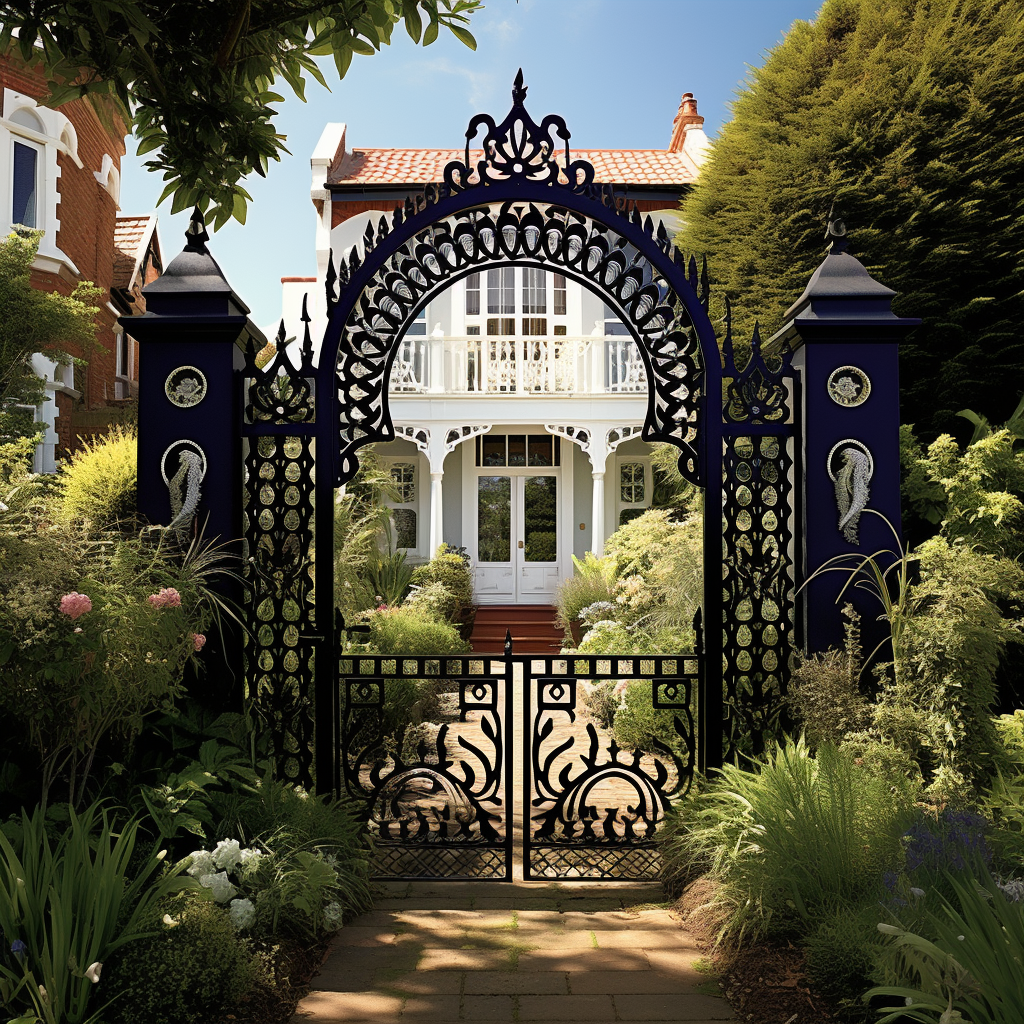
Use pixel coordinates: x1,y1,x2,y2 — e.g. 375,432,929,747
279,92,709,603
0,51,161,472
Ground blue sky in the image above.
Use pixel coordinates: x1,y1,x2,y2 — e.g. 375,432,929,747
118,0,825,331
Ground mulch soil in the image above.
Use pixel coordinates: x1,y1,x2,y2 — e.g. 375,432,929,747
673,876,840,1024
212,936,333,1024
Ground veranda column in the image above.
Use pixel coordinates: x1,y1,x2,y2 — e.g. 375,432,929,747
429,470,444,555
770,217,919,656
589,441,609,556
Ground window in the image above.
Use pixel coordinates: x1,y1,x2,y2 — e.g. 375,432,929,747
523,267,546,313
620,462,646,503
390,462,416,503
465,272,480,316
476,433,560,467
617,457,651,526
12,140,38,227
553,274,567,316
407,307,427,335
387,461,418,549
487,268,514,314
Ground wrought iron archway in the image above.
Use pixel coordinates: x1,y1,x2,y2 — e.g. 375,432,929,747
240,71,797,791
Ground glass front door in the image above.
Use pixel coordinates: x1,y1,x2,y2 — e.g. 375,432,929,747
475,473,559,602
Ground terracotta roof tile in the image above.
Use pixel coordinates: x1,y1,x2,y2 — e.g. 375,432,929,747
113,214,156,291
328,148,698,188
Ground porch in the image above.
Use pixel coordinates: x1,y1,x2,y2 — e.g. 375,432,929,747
388,333,647,395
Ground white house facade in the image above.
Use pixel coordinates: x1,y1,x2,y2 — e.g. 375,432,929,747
282,93,710,604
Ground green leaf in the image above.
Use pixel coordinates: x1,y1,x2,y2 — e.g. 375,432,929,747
349,35,377,56
449,25,476,50
403,1,423,42
423,18,438,45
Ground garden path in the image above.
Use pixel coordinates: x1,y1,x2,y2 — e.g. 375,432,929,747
290,881,736,1023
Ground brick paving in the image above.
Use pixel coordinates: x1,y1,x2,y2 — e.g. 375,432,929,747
291,882,735,1023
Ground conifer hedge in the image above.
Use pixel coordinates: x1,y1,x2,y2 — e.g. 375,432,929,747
680,0,1024,439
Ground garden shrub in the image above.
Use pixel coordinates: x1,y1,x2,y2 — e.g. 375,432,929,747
103,892,266,1024
409,544,474,617
881,537,1024,798
554,552,617,633
983,770,1024,869
867,869,1024,1024
57,425,138,529
0,801,195,1024
404,580,458,622
363,547,414,606
353,605,469,657
994,709,1024,768
661,738,916,944
802,903,885,1005
0,528,215,808
786,605,872,747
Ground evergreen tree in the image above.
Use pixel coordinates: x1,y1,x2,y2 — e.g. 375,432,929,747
679,0,1024,440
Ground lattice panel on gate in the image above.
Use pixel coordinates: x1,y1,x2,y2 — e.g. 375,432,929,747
241,313,319,789
721,316,799,760
242,433,317,787
339,655,512,880
523,648,702,882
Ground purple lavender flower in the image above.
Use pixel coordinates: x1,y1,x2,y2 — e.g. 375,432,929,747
10,939,27,963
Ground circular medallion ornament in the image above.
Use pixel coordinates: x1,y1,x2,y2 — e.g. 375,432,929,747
827,439,874,482
161,439,208,486
164,366,207,408
826,365,871,407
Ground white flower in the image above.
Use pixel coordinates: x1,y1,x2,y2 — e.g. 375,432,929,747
199,871,238,904
228,898,256,931
910,887,926,897
239,847,263,868
162,914,179,928
213,839,243,871
186,850,216,877
323,902,345,931
85,962,102,984
38,986,48,1003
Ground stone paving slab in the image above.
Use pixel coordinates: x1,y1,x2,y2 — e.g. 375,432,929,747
291,883,736,1023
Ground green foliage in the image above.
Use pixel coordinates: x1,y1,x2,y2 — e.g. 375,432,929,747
57,425,138,529
351,604,469,657
980,770,1024,868
0,801,195,1024
803,903,886,1005
102,893,264,1024
0,229,98,423
679,0,1024,439
994,710,1024,769
867,869,1024,1023
660,738,916,945
334,449,399,620
786,605,872,746
880,537,1024,797
0,525,220,809
0,2,481,227
902,425,1024,557
554,552,617,630
404,580,457,622
409,544,473,618
364,548,413,607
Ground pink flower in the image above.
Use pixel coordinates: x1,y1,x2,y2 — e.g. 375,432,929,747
148,588,182,609
192,633,206,652
59,592,92,620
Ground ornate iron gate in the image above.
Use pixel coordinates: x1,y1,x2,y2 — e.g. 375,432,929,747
339,627,703,882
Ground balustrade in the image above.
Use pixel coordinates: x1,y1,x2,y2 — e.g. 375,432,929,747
387,335,648,394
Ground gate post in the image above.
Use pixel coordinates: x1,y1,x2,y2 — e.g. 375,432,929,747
770,216,919,656
123,209,267,705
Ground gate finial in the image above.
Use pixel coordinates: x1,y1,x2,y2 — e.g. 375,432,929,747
184,205,210,253
512,68,527,104
825,204,849,254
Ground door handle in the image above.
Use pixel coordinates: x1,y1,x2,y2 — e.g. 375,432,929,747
517,540,524,549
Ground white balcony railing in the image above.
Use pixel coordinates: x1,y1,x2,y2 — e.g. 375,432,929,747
388,335,648,395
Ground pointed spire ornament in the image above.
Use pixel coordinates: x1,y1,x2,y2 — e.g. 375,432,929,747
184,205,209,253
